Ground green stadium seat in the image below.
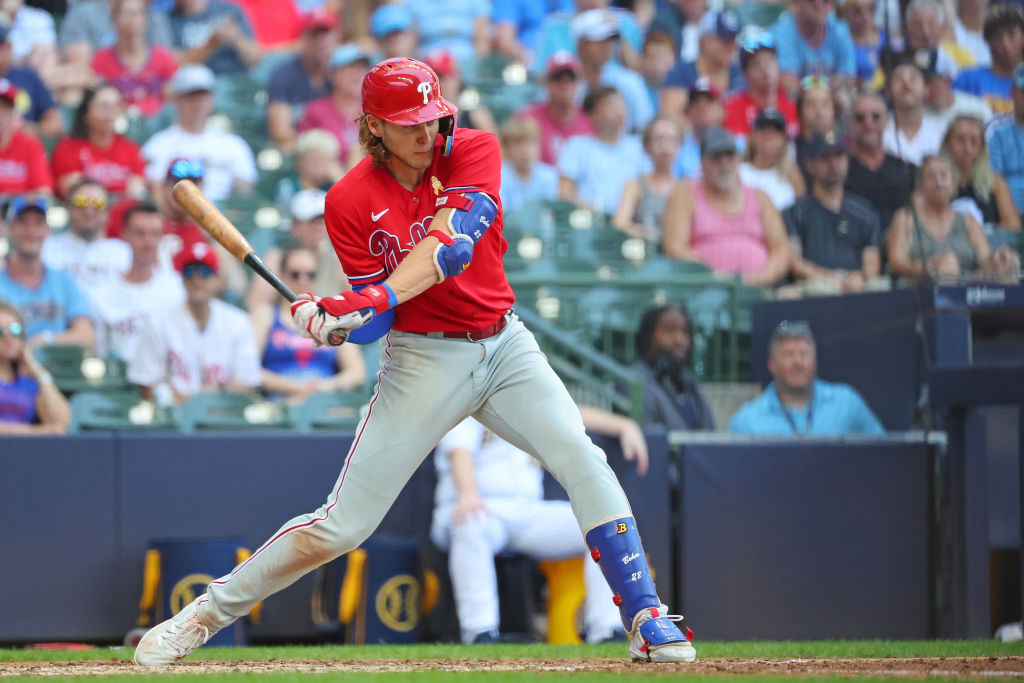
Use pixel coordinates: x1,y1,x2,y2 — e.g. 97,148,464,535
214,196,284,234
33,347,130,394
69,390,178,432
178,392,294,432
293,390,371,432
730,1,787,28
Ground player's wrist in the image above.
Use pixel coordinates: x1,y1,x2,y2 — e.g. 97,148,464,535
360,284,397,313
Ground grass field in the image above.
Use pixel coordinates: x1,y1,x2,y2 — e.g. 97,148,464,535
2,641,1023,682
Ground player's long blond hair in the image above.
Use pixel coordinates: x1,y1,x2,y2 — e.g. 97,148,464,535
358,114,390,168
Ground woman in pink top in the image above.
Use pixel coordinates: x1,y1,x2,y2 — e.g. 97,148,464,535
297,44,369,170
662,127,790,286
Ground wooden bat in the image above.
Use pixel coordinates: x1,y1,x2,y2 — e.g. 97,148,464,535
171,179,298,303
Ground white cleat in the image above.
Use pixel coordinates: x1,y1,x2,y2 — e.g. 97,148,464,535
133,597,215,666
628,605,697,663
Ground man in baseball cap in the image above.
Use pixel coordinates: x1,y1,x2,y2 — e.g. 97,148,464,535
515,51,595,165
916,47,992,128
660,9,741,123
371,4,417,59
724,31,798,140
673,78,725,178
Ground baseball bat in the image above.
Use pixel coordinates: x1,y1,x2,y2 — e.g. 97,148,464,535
171,179,299,303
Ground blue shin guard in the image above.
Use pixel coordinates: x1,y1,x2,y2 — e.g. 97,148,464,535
584,517,661,630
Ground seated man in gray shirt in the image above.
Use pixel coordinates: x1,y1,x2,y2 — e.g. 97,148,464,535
783,130,882,294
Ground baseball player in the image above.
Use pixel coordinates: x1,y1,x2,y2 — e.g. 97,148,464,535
134,58,695,665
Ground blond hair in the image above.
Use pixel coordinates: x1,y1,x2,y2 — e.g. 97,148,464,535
940,115,993,202
500,117,540,146
296,128,341,160
358,114,391,168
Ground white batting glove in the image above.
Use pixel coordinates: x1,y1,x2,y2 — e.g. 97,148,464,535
290,292,373,346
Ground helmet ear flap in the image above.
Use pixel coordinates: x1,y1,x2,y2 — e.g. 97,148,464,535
438,115,455,136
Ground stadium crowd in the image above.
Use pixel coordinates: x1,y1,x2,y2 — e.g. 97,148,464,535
0,0,1022,436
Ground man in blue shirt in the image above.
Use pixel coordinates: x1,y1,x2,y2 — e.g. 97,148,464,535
0,198,94,349
729,320,884,435
953,3,1024,116
169,0,262,75
988,63,1024,212
771,0,856,94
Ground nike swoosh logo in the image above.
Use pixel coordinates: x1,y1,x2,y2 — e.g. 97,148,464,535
371,209,389,222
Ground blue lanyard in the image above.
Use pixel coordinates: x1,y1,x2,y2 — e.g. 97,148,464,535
778,390,814,434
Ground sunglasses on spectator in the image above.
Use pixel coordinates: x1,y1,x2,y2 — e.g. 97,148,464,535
800,74,830,91
169,159,206,181
741,33,774,53
69,194,108,210
287,270,317,280
853,110,884,123
183,263,216,279
0,321,23,338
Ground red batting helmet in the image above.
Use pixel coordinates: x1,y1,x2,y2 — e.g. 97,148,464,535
362,57,458,134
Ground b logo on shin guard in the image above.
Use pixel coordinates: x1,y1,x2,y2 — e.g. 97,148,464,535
617,522,628,534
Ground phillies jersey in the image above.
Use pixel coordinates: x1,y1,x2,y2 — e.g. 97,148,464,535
325,127,515,333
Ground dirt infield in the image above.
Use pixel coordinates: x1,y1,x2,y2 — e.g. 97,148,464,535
3,656,1024,678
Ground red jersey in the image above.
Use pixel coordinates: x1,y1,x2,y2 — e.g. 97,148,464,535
0,129,52,195
723,89,800,140
229,0,302,49
51,135,146,197
326,128,514,333
91,46,177,118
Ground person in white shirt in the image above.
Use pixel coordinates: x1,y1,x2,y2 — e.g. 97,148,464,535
882,62,945,165
41,178,131,294
90,203,185,361
128,240,260,403
431,415,643,645
140,63,257,202
918,47,992,130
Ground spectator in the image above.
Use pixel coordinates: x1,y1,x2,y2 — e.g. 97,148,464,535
403,0,490,63
0,79,52,198
128,240,260,403
729,319,884,435
883,0,974,73
659,9,743,124
296,44,370,165
273,128,342,212
246,188,345,309
89,203,185,361
672,78,724,179
953,3,1024,116
0,197,95,348
50,84,147,199
639,30,676,117
919,47,991,130
424,50,497,135
844,91,916,231
770,0,856,94
723,33,799,142
784,130,882,293
499,117,558,213
266,8,339,152
613,117,681,241
794,75,838,188
0,300,70,434
942,115,1020,230
3,0,56,67
534,0,644,75
168,0,262,75
839,0,883,84
987,63,1024,212
41,179,131,292
558,86,649,214
370,4,417,61
650,0,708,63
230,0,304,50
573,9,653,134
882,62,944,165
250,245,365,404
141,64,257,202
516,51,595,167
740,108,805,211
632,303,714,430
430,415,638,645
887,154,1019,281
951,0,991,68
0,25,62,139
60,0,173,69
90,0,178,119
493,0,575,64
663,127,790,285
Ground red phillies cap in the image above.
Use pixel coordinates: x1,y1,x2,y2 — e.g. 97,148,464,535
546,50,581,78
0,78,20,104
172,240,218,274
361,57,458,126
303,8,339,32
423,49,457,78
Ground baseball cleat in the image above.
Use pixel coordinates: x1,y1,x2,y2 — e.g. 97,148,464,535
628,605,696,663
133,597,214,666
